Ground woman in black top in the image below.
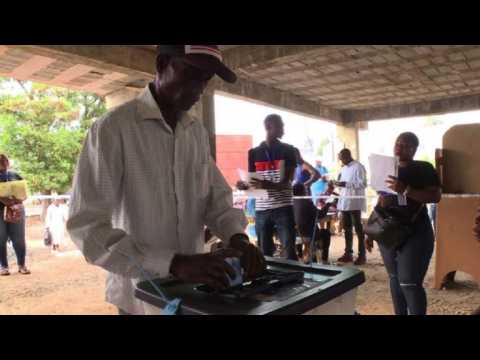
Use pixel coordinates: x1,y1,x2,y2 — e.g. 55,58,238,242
366,132,441,315
0,154,30,276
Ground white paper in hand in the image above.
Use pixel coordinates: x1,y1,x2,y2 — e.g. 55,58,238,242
237,169,248,182
236,169,268,199
368,154,398,194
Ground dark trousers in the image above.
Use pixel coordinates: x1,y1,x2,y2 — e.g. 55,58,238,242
0,210,26,268
255,206,298,261
378,220,435,315
318,229,331,261
342,210,365,257
296,228,331,262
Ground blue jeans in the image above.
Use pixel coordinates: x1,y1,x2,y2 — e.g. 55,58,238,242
255,206,297,261
378,219,434,315
0,209,26,268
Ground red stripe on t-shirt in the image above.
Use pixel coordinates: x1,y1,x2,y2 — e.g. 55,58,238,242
255,160,281,172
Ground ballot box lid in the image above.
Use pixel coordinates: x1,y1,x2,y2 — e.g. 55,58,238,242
135,257,365,315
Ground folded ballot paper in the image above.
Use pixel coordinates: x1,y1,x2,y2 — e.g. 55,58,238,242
0,180,28,201
237,169,268,199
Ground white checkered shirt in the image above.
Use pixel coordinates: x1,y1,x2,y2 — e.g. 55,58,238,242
67,86,247,314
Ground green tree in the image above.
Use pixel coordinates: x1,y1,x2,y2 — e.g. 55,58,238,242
0,78,106,196
424,115,444,127
418,153,435,167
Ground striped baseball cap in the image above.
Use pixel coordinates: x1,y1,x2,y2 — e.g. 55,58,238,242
156,45,237,83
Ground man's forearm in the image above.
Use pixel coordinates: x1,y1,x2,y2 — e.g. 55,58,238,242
304,179,314,188
263,180,292,191
229,233,250,248
303,162,320,185
304,174,318,188
0,197,19,206
345,180,367,190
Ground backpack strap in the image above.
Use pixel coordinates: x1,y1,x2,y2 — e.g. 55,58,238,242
411,204,426,223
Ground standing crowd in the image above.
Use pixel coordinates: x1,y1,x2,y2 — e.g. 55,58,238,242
238,114,370,267
238,114,446,315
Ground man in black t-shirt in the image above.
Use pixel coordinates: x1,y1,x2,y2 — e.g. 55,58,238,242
239,114,298,260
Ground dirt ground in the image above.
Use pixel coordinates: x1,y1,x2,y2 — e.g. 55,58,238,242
1,217,479,315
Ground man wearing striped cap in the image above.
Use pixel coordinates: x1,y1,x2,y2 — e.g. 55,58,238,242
68,45,266,315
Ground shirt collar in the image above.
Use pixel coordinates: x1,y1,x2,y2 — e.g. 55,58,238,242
136,85,196,129
261,139,281,148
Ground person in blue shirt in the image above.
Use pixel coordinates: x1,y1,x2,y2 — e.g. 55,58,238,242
245,198,257,238
311,159,329,205
293,149,320,194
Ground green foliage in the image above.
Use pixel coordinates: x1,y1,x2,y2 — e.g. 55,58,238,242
418,153,435,167
423,116,444,127
0,78,107,194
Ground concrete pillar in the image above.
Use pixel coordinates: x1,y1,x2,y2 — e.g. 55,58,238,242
201,92,216,161
105,88,141,110
336,121,361,161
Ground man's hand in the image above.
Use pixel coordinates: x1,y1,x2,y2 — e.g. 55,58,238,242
170,248,243,290
474,208,480,241
365,236,374,253
236,181,250,191
204,228,213,244
230,234,266,280
317,203,332,219
386,176,407,194
250,178,270,190
334,181,346,188
251,179,292,191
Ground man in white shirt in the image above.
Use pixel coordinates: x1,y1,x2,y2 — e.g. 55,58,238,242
67,45,265,315
335,149,367,265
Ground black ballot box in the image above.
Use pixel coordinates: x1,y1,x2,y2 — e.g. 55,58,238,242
135,257,365,315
